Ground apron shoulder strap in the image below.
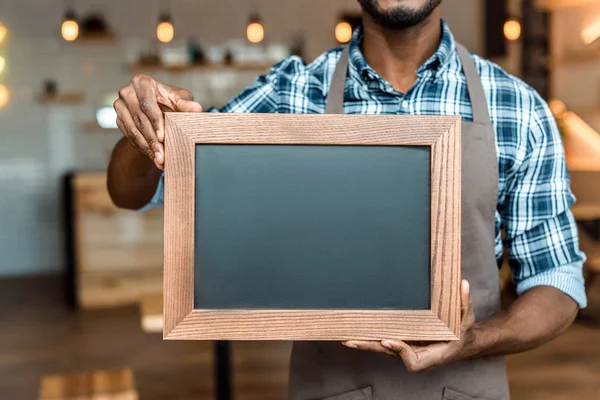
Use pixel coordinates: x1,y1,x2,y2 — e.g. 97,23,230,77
455,43,491,125
325,43,492,126
325,46,350,114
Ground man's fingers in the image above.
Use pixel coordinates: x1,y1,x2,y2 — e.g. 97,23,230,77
343,341,395,356
132,75,165,142
114,100,152,159
381,340,422,371
461,280,471,317
119,85,164,168
460,280,475,328
175,98,203,112
381,340,449,372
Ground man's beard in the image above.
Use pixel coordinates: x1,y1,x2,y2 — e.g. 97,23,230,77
358,0,442,29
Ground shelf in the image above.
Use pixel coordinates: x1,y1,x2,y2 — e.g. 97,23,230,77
38,91,84,105
547,52,600,68
127,62,272,74
83,120,120,133
536,0,597,11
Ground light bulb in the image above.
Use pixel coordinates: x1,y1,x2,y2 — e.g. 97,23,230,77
335,21,352,44
157,14,174,43
61,14,79,42
0,56,5,75
0,24,7,44
247,21,264,44
503,19,521,41
157,21,174,43
0,84,10,109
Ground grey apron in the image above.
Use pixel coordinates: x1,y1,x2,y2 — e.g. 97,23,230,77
288,44,510,400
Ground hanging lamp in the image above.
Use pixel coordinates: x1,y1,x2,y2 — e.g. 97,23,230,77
157,0,174,43
61,1,79,42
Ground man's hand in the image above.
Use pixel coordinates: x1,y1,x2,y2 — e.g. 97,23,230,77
342,280,478,372
113,74,202,170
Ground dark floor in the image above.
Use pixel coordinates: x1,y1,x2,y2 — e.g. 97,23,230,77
0,276,599,400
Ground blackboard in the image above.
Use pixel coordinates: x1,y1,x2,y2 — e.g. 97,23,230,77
194,144,431,310
163,113,461,341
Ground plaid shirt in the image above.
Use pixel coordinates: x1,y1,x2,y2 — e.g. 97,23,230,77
145,21,586,307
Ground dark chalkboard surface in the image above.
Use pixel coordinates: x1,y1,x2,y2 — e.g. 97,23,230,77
193,144,431,310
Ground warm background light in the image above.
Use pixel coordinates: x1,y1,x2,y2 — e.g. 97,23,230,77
0,24,7,44
0,56,5,75
504,19,521,41
61,19,79,41
582,20,600,45
0,84,10,109
247,22,264,44
548,99,567,116
335,21,352,43
157,21,174,43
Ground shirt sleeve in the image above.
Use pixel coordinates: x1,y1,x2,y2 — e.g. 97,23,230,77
502,92,587,308
136,57,302,211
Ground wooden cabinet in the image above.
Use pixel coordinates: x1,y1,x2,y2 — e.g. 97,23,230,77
71,172,163,308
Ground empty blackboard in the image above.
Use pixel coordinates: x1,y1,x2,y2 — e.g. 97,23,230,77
163,113,462,341
194,144,431,310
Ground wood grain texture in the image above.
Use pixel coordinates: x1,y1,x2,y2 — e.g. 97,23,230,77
163,113,462,341
72,172,163,309
167,310,457,341
429,119,462,339
169,112,460,146
39,368,137,399
163,116,195,338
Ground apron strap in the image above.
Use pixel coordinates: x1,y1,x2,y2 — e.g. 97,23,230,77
325,42,492,126
455,43,491,125
325,46,350,114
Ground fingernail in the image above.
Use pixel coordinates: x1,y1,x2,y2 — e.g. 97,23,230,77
155,152,163,163
344,342,357,349
381,341,392,349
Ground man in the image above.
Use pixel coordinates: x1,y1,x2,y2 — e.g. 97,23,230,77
108,1,586,399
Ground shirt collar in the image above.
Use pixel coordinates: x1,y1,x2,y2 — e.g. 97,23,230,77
347,19,456,85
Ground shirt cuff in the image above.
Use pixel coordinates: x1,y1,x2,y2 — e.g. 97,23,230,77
137,171,164,212
516,262,587,308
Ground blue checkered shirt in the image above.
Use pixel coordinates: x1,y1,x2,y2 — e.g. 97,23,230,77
144,21,586,307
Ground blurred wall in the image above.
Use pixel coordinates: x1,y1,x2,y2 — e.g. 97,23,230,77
0,0,484,276
550,3,600,132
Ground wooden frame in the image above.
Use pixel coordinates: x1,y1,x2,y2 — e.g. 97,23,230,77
164,113,462,341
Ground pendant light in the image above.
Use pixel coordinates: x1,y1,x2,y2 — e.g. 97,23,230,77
247,14,264,44
335,20,352,44
334,14,360,44
0,84,9,109
246,1,264,44
0,23,7,44
503,18,521,41
61,0,79,42
157,0,174,43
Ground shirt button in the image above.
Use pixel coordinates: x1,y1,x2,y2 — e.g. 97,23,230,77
401,100,409,109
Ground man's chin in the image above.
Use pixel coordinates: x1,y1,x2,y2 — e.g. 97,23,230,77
358,0,442,30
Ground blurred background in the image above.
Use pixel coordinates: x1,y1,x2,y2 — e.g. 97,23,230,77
0,0,600,399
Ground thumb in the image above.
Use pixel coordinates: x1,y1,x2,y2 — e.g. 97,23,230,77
175,98,203,112
461,280,472,317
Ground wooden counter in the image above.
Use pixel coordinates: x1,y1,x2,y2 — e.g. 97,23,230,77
70,172,163,308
